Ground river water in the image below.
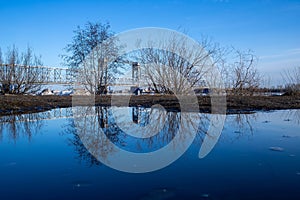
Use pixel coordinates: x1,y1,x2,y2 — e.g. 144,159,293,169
0,107,299,200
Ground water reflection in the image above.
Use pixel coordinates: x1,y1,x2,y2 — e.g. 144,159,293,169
226,113,257,140
0,112,44,142
69,107,300,170
70,105,222,172
280,109,300,124
1,108,300,199
62,120,102,167
60,106,202,168
2,107,299,169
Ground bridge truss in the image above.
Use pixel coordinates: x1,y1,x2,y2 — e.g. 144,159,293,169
0,64,74,85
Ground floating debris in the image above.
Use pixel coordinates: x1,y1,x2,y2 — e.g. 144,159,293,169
269,147,284,152
201,193,210,198
71,180,92,189
282,135,292,138
263,120,271,123
284,119,291,121
199,193,215,199
140,188,175,200
289,154,296,157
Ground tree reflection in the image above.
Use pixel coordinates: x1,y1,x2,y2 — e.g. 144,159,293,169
68,105,210,167
0,112,44,142
280,109,300,124
66,108,300,167
63,106,126,166
63,120,102,166
224,112,257,141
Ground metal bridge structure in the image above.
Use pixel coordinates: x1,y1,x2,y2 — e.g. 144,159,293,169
0,63,141,86
0,64,75,85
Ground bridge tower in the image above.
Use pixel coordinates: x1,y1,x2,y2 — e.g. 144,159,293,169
132,62,140,85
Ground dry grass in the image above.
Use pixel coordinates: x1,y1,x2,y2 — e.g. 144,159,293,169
0,94,300,116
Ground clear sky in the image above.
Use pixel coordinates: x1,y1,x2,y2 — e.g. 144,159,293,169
1,0,300,86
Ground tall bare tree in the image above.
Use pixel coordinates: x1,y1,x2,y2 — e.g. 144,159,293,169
78,36,123,94
227,49,261,96
0,45,43,94
135,35,225,94
282,66,300,95
62,22,124,94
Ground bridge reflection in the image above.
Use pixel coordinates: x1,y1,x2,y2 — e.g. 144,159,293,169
0,106,155,125
0,108,73,123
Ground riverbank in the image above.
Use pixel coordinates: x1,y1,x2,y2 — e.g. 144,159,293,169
0,94,300,116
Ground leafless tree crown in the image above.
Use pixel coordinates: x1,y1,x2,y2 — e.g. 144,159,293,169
282,66,300,94
0,46,43,94
135,34,224,94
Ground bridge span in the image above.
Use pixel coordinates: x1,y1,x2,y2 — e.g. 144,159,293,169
0,64,141,87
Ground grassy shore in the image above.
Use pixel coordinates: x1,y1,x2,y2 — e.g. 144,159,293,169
0,94,300,116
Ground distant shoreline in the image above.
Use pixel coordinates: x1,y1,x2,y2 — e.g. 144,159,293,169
0,94,299,116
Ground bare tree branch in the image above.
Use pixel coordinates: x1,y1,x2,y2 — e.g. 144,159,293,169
0,45,43,94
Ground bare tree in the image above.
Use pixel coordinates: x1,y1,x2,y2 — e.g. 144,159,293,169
135,35,224,94
78,36,123,94
62,22,124,94
228,49,261,96
282,66,300,95
0,45,43,94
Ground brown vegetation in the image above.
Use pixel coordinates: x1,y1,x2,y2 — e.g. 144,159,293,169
0,94,299,116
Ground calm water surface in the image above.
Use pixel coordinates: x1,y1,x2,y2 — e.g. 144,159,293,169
0,107,299,200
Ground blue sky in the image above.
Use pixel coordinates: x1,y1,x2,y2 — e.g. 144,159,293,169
1,0,300,86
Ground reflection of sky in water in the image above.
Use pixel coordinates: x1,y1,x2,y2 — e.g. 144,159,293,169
0,108,299,199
